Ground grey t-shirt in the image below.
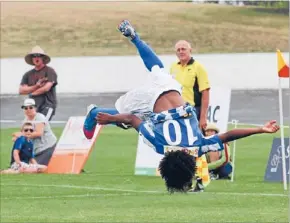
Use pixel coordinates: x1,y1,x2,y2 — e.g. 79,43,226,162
20,65,58,110
25,113,57,155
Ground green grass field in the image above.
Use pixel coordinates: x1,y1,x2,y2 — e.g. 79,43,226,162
1,1,288,222
1,2,288,57
0,125,288,223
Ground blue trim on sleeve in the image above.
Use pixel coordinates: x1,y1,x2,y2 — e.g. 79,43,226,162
136,122,142,132
138,122,156,146
213,135,224,149
198,135,225,157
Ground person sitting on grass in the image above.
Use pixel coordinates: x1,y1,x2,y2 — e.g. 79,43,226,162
204,123,232,180
12,98,57,166
1,122,47,174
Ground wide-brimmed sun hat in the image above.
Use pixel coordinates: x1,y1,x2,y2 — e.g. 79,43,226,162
25,45,51,65
204,123,220,133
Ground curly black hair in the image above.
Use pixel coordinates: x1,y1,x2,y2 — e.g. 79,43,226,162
158,150,196,193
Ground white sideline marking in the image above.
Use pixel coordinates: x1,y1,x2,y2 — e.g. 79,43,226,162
1,214,77,221
1,193,130,200
1,183,287,198
1,183,160,194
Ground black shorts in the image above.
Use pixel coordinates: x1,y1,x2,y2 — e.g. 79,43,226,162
35,144,56,165
194,106,201,121
38,106,56,121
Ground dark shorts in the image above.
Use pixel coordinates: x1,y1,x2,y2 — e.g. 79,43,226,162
194,106,201,121
212,163,233,178
38,106,56,121
35,144,56,165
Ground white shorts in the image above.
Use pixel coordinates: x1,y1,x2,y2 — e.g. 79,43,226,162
115,66,182,114
11,162,45,172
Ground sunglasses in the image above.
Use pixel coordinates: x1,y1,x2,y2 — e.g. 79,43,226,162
23,106,35,110
23,128,34,133
31,54,43,58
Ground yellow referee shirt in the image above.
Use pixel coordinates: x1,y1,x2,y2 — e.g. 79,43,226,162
170,58,210,107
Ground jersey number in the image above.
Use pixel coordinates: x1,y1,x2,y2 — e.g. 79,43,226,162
163,119,197,146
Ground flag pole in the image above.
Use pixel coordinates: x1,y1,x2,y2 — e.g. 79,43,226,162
278,77,287,190
288,3,290,194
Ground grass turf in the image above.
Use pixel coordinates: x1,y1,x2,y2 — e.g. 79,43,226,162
0,125,288,222
1,2,288,58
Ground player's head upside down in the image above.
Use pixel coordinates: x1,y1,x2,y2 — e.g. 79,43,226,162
158,150,196,193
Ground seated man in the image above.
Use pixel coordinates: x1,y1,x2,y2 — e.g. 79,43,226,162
83,20,280,192
1,122,47,174
204,123,232,180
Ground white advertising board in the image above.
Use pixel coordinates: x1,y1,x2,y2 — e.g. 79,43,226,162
56,116,101,151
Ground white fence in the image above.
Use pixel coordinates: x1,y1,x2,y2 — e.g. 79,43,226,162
1,53,289,95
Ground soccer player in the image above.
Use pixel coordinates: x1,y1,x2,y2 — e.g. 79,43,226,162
83,20,280,192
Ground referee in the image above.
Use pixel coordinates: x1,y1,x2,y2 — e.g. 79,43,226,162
170,40,210,130
170,40,211,192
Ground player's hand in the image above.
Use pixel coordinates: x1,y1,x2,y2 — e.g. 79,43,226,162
262,120,280,133
96,112,114,125
199,117,207,130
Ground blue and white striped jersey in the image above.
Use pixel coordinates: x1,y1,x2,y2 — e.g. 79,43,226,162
138,105,224,157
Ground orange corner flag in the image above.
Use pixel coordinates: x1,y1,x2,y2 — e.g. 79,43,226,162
276,49,289,78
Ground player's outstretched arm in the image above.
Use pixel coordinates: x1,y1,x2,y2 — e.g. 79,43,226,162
96,112,142,131
218,120,280,143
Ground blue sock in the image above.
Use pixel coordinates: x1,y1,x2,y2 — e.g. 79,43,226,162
90,108,119,125
131,34,164,72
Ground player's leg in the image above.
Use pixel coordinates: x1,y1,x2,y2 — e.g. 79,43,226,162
188,155,209,193
217,163,232,179
0,169,20,174
36,164,47,173
1,162,27,174
19,164,47,174
83,105,120,139
118,20,164,72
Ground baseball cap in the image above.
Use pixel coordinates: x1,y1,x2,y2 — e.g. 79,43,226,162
21,98,36,108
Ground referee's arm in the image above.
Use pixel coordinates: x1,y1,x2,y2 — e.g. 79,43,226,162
196,62,210,129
